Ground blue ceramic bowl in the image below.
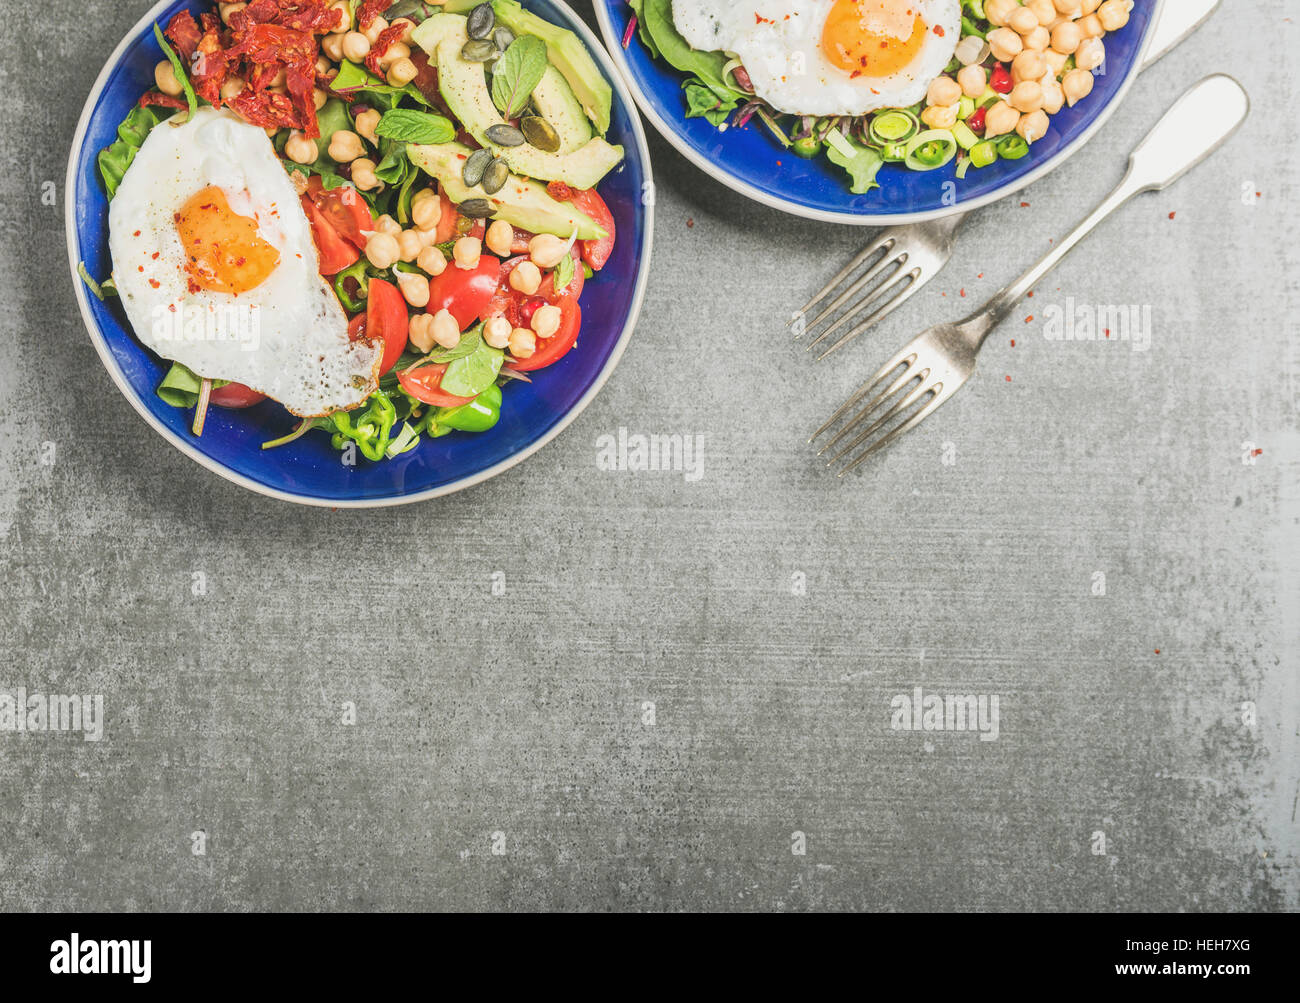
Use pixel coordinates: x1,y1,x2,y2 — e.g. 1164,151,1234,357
67,0,653,506
594,0,1162,224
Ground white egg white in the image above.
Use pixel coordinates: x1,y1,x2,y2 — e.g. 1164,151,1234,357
109,107,381,417
672,0,960,117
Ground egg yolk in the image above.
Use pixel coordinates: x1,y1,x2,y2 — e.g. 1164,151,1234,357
174,185,280,295
822,0,928,78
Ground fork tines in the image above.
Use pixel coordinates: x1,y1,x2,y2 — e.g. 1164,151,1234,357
809,343,954,475
788,241,922,362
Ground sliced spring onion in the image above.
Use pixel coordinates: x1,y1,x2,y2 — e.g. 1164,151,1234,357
385,421,419,458
970,139,998,169
824,126,858,161
958,95,976,121
869,109,918,145
955,156,972,180
879,141,908,162
952,121,980,151
78,261,104,301
903,129,958,171
754,107,791,148
996,134,1030,160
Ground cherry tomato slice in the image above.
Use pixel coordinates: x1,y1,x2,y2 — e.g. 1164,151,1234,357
433,189,458,244
306,176,373,250
510,296,580,372
567,188,616,271
397,362,476,407
210,382,266,408
301,196,360,275
428,254,500,329
351,277,408,375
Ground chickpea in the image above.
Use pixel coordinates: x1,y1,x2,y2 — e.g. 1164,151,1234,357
482,316,512,349
154,60,183,98
351,157,380,191
397,229,423,262
417,244,447,277
528,233,568,269
1017,109,1051,144
1040,78,1065,115
1074,36,1105,71
1097,0,1131,32
1054,0,1083,14
983,100,1021,138
313,88,328,110
390,18,416,44
411,189,442,230
321,32,347,63
509,260,541,295
365,231,400,269
531,304,562,340
430,308,460,350
1009,81,1044,113
957,64,987,99
268,67,288,89
1026,0,1056,24
1007,7,1038,35
485,219,515,256
342,31,371,62
378,42,410,71
218,3,247,26
285,132,319,165
1012,49,1046,83
920,103,958,130
1061,67,1095,106
374,214,402,237
986,27,1023,62
219,78,245,103
327,0,352,31
453,236,482,270
354,108,381,144
396,270,430,308
1051,20,1082,54
1044,47,1069,75
926,76,962,107
387,58,418,87
984,0,1018,27
363,15,389,45
1023,25,1050,52
508,328,536,359
408,313,436,354
316,55,333,75
289,170,309,196
1081,0,1103,14
415,226,440,247
1077,13,1104,39
329,130,365,163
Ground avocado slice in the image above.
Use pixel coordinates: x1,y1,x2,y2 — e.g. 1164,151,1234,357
407,141,607,240
442,0,612,135
431,27,623,189
531,65,592,155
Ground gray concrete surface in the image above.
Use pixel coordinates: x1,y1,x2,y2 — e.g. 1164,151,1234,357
0,0,1296,911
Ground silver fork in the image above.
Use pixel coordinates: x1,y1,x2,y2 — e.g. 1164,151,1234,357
791,0,1221,360
812,74,1249,475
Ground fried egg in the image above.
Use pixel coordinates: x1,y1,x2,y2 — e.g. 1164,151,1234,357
673,0,960,117
109,107,380,417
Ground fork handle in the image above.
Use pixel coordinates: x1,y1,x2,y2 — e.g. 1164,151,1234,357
962,74,1250,345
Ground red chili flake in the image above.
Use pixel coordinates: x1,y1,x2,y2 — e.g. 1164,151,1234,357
151,252,160,259
137,266,144,272
1168,211,1176,219
148,279,161,289
686,218,694,228
1020,201,1029,207
1009,339,1016,347
1005,375,1011,382
1154,649,1160,654
960,289,966,297
933,25,945,36
546,181,574,202
1025,315,1033,323
977,272,984,279
1027,291,1033,298
1252,448,1263,457
133,230,141,237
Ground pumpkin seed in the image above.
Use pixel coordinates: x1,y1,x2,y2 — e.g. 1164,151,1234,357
467,3,495,40
461,147,494,188
484,123,526,147
458,198,496,219
520,116,561,153
493,26,515,50
460,39,498,62
481,158,509,195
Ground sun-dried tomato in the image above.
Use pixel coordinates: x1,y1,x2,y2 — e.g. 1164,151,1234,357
364,23,407,77
244,0,343,33
357,0,389,30
139,91,189,110
164,10,202,59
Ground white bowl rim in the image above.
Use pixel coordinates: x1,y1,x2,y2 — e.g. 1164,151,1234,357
65,0,656,509
593,0,1166,227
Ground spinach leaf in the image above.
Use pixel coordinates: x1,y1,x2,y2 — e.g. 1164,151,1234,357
683,79,739,126
98,103,174,199
375,108,455,144
440,334,504,398
153,23,198,119
375,140,409,186
331,59,430,108
313,98,353,161
428,328,483,364
825,135,885,195
285,161,350,191
491,35,549,119
157,362,227,408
